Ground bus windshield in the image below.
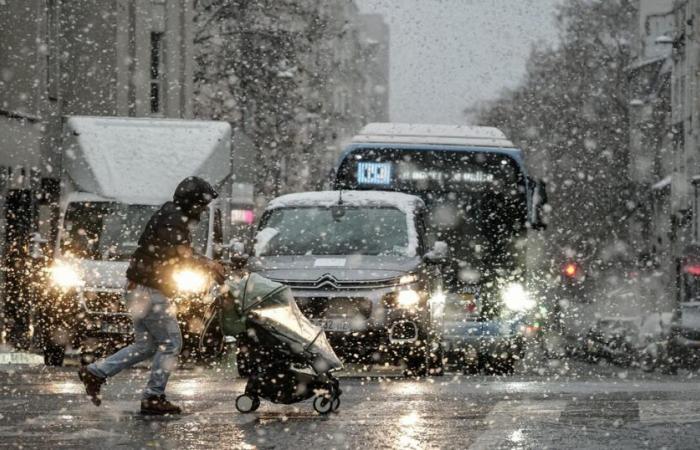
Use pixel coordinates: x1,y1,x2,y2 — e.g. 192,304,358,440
336,148,526,275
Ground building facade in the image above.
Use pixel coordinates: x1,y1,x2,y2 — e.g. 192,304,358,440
0,0,195,237
627,0,674,282
627,0,700,305
193,0,390,201
0,0,195,343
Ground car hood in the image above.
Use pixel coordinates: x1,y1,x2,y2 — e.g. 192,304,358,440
247,255,421,282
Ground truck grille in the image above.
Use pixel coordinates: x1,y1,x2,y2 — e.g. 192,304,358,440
296,297,372,319
83,290,127,313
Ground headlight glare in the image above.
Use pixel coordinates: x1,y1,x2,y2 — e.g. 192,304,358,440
48,263,84,290
173,269,209,294
502,283,535,312
397,289,421,308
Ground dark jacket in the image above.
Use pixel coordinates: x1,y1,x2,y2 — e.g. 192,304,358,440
126,177,218,296
126,202,199,295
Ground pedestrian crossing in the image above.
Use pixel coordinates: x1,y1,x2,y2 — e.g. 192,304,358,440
466,398,700,449
469,400,568,450
3,367,700,449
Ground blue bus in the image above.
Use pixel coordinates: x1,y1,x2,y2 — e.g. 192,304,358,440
334,123,547,373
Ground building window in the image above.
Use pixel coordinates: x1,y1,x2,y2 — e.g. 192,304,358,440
150,32,163,113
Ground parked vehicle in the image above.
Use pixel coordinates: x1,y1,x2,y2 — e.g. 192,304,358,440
333,123,548,373
663,244,700,371
35,116,234,366
245,190,447,376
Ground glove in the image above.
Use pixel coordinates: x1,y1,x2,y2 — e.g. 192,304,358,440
208,260,227,284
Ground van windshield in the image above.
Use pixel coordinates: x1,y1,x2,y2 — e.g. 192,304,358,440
255,206,412,257
60,202,209,261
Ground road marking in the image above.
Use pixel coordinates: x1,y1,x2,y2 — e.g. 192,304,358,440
0,352,44,365
468,400,567,450
638,400,700,424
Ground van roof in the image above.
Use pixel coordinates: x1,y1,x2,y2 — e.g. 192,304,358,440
351,123,515,148
63,116,231,205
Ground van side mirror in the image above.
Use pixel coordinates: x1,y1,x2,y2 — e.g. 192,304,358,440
30,232,49,260
424,241,449,263
528,178,548,231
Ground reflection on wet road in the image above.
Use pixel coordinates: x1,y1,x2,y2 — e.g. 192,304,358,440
1,361,700,449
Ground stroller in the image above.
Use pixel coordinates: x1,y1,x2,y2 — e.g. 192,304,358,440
212,273,343,414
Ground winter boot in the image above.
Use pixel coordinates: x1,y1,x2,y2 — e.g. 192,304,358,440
78,366,105,406
140,395,182,415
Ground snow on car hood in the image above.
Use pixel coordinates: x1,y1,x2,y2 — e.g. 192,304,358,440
247,254,421,283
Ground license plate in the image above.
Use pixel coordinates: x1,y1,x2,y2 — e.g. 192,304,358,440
459,293,478,314
312,318,352,333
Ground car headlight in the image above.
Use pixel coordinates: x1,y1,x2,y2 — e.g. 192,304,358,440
172,269,209,294
501,283,535,312
397,289,421,308
48,262,84,290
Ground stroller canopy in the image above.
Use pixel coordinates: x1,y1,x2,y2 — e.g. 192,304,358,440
221,273,343,372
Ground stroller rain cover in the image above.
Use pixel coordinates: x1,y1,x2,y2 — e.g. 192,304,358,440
220,273,343,373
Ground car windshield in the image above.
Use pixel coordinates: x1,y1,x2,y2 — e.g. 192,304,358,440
60,202,209,260
254,206,411,257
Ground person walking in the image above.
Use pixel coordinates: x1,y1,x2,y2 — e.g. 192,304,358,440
77,177,226,415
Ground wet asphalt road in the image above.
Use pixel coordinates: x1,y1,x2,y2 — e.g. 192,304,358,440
1,358,700,449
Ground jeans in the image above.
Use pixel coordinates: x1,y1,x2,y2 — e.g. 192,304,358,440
88,285,182,399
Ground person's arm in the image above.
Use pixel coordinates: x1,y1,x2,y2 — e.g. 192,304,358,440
174,244,226,284
151,212,226,283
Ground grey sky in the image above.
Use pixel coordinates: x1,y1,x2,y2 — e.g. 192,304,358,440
356,0,562,124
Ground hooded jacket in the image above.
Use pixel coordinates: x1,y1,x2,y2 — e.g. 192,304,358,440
126,177,218,296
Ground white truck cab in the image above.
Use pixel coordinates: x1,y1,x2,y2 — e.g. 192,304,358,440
37,116,233,365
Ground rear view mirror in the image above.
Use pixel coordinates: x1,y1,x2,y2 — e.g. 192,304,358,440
424,241,449,263
30,232,49,260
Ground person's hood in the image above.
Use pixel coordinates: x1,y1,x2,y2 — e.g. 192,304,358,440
173,176,218,219
247,254,421,283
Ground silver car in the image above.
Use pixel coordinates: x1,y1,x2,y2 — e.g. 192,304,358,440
246,190,447,375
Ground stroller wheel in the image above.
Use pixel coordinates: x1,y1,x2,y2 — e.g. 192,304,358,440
235,394,260,413
313,396,333,415
331,396,340,412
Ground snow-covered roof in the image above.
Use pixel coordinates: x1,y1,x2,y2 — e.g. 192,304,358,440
351,123,515,148
266,190,424,213
63,116,231,205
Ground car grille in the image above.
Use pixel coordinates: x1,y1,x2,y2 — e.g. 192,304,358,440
271,276,399,291
296,297,372,319
83,290,127,314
